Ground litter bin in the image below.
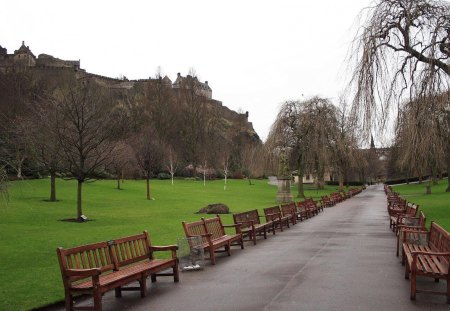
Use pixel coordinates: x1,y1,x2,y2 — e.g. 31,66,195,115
177,236,204,271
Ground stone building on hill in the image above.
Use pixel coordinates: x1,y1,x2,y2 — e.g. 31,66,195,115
172,72,212,99
0,41,258,142
0,41,80,73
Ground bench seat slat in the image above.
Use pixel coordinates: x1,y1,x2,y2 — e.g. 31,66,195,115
71,259,175,290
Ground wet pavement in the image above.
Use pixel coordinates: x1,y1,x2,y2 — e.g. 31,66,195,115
46,185,448,310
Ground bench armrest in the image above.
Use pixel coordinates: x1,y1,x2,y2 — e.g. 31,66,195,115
236,220,255,226
397,224,424,231
265,212,281,217
412,251,450,257
151,245,178,258
187,233,212,238
151,245,178,252
223,224,240,228
64,268,101,277
223,223,242,234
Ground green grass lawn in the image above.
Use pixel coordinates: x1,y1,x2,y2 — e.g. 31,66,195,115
392,179,450,231
0,178,341,310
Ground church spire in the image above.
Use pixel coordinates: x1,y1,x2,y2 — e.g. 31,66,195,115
370,134,375,149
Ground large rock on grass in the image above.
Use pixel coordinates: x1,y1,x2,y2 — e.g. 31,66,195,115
196,203,230,214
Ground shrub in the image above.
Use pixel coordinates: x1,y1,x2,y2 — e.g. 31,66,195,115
157,172,171,180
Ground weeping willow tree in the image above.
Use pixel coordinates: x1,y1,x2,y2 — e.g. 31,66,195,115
349,0,450,191
395,94,449,192
267,97,344,195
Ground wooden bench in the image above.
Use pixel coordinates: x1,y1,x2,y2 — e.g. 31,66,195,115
321,195,334,208
331,192,344,204
305,197,322,214
263,206,290,231
402,221,450,303
233,209,275,245
390,203,418,232
182,215,244,265
295,201,311,219
396,211,426,257
285,202,305,222
280,204,298,225
56,231,178,311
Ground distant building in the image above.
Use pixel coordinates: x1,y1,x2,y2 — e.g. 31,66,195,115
0,41,80,73
172,72,212,99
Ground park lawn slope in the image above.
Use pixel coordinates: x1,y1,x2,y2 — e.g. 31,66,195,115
0,178,341,310
392,179,450,231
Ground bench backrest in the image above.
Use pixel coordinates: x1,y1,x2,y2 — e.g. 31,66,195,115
203,216,226,240
109,231,152,268
321,196,331,202
280,204,294,216
182,219,208,244
429,221,450,252
263,206,282,221
57,241,115,283
233,209,261,229
305,198,317,207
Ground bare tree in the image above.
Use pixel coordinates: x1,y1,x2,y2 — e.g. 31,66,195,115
0,166,8,203
145,68,176,144
132,127,162,200
176,69,210,172
54,80,125,220
221,152,230,190
266,100,309,197
395,95,447,193
349,0,450,191
241,143,264,185
332,98,358,190
268,97,340,191
108,141,134,190
0,119,29,179
25,97,63,201
165,145,178,186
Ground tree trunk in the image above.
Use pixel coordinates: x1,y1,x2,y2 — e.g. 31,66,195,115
17,164,22,179
297,155,305,198
338,170,344,192
117,177,121,190
50,172,56,202
146,176,151,200
77,180,83,219
248,177,253,185
445,153,450,192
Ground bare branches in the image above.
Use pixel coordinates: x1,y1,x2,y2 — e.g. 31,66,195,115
349,0,450,130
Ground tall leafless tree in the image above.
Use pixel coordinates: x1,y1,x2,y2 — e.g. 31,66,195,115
108,141,134,190
145,68,176,144
54,80,125,220
132,127,163,200
25,95,63,201
349,0,450,191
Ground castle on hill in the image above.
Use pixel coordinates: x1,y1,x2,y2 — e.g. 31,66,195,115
0,41,213,99
0,41,256,139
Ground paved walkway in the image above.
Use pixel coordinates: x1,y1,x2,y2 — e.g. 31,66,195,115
47,185,448,310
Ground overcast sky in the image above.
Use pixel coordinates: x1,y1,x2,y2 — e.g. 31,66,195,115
2,0,374,141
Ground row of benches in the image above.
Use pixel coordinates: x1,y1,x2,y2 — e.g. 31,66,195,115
181,200,323,265
56,188,363,310
385,186,450,304
182,188,364,266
